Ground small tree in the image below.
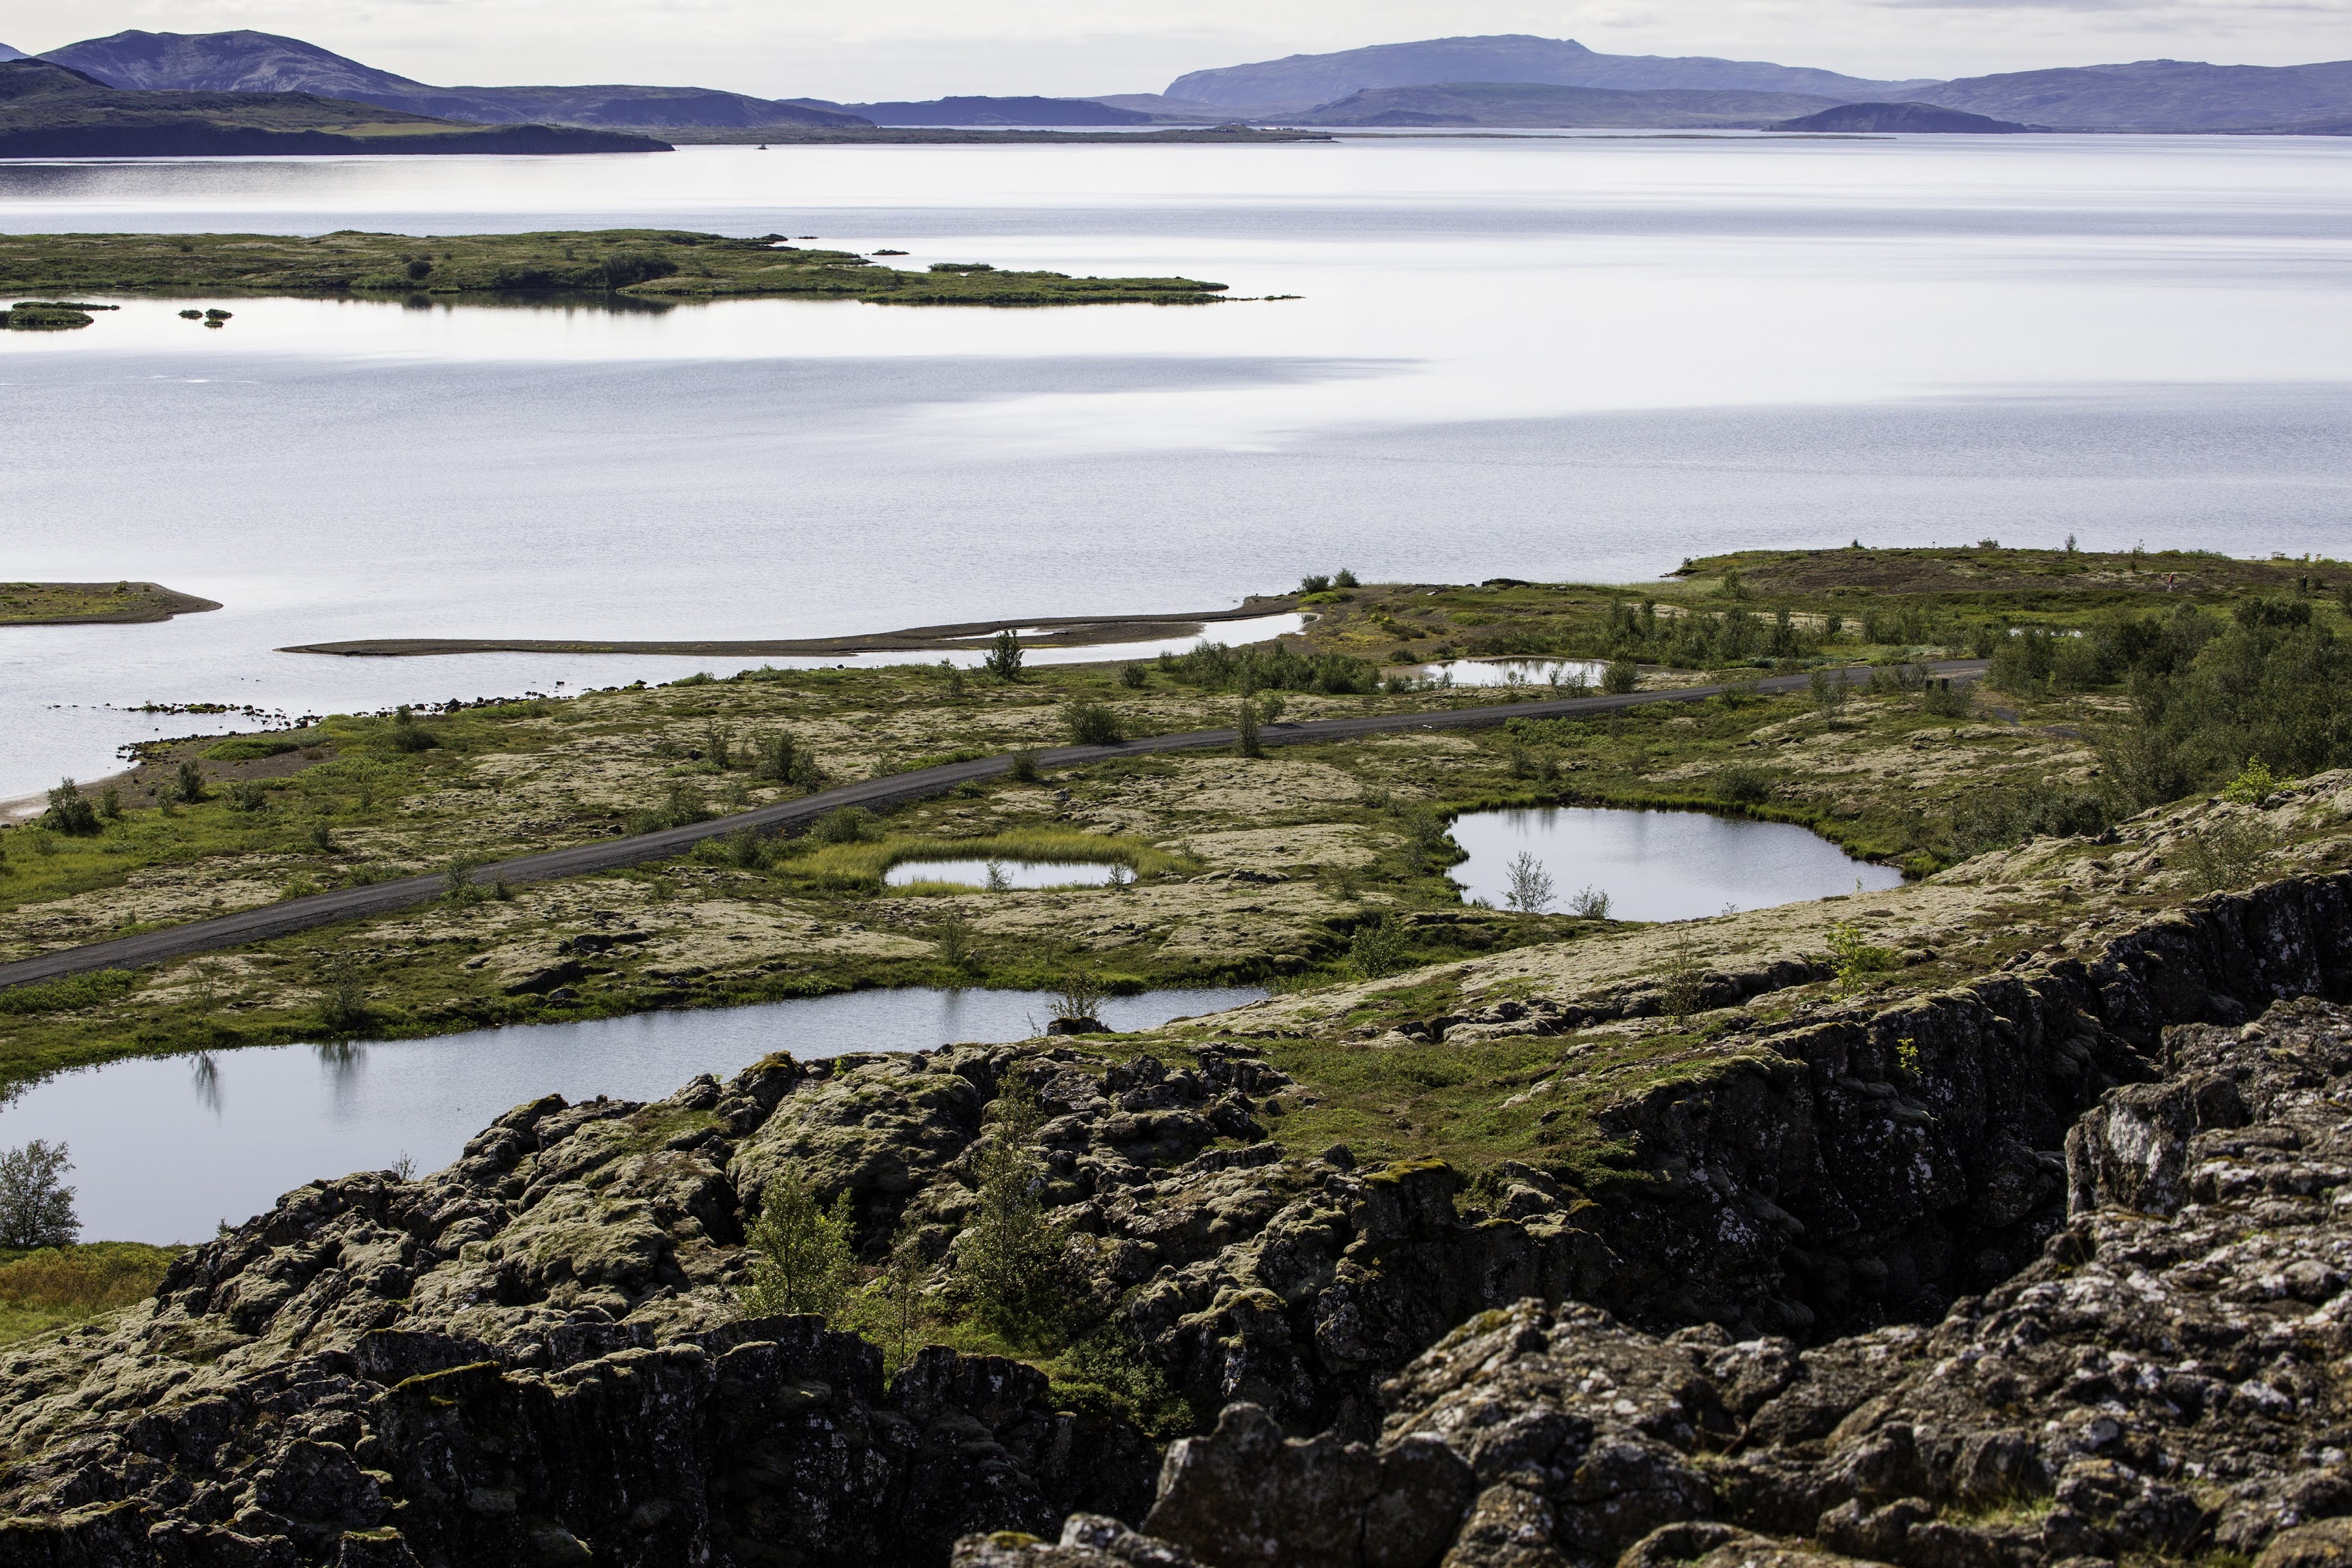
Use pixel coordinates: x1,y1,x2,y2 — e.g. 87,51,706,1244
1567,884,1611,919
41,779,98,836
1503,851,1556,913
1119,664,1147,690
1050,972,1108,1029
745,1166,859,1321
0,1140,78,1249
859,1219,934,1374
174,760,207,803
754,730,821,787
984,629,1025,683
1810,666,1850,717
1602,661,1639,695
1348,914,1407,978
955,1077,1065,1340
1237,699,1263,759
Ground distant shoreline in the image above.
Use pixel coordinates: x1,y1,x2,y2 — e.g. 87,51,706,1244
280,597,1303,657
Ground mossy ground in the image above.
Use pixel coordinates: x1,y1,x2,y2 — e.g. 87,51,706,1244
5,545,2349,1178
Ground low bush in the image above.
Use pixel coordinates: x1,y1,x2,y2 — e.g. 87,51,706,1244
1066,699,1124,746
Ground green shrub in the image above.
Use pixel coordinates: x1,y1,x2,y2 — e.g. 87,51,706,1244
1162,641,1378,696
39,780,98,836
1601,661,1638,695
174,761,207,803
1008,752,1042,784
1348,914,1408,978
1950,783,2109,857
1119,664,1147,689
1066,699,1124,747
1236,699,1262,758
812,806,874,845
754,730,823,787
386,707,438,754
227,780,268,813
1827,922,1897,993
1715,767,1773,805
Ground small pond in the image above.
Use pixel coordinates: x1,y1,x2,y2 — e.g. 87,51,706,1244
1448,807,1903,923
883,859,1126,890
1406,657,1608,689
0,985,1264,1244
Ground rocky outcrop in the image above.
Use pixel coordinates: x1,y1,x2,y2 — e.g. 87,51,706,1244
10,872,2352,1566
961,991,2352,1568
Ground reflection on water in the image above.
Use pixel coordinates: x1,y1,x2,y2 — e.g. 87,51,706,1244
0,984,1265,1242
1403,658,1608,690
883,858,1126,889
1447,806,1903,923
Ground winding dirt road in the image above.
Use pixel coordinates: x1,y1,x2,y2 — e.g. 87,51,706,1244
0,661,1985,990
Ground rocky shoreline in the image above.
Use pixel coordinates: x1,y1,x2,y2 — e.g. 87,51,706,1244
6,871,2352,1565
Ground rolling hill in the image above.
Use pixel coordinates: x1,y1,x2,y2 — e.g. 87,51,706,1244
1910,58,2352,130
1775,102,2034,132
41,30,869,130
1168,34,1934,110
0,57,667,156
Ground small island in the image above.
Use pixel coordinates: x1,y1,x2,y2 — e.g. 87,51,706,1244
0,229,1232,307
0,581,221,626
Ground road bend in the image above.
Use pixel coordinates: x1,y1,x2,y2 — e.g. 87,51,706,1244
0,660,1986,989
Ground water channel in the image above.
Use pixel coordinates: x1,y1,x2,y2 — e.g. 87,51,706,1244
0,984,1264,1244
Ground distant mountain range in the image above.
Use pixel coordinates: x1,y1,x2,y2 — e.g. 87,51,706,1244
1169,35,1936,108
8,26,2352,140
1166,32,2352,132
0,56,665,156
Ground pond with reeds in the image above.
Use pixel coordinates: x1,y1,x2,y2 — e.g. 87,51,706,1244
0,984,1266,1244
1447,806,1903,923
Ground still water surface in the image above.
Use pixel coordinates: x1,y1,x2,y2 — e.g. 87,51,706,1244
3,138,2349,795
1448,806,1904,922
0,984,1264,1243
882,858,1126,888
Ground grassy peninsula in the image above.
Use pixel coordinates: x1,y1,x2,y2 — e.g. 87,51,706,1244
0,229,1230,307
6,543,2352,1133
0,582,220,627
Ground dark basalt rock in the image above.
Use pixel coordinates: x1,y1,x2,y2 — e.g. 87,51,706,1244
9,874,2352,1566
962,991,2352,1568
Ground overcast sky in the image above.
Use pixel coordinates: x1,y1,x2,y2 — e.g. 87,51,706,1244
9,0,2347,99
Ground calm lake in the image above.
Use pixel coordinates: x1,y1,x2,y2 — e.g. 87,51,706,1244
1447,805,1904,922
0,984,1265,1243
3,136,2350,796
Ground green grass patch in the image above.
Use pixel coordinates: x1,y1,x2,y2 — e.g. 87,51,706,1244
200,734,309,761
0,968,138,1016
0,1241,182,1345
